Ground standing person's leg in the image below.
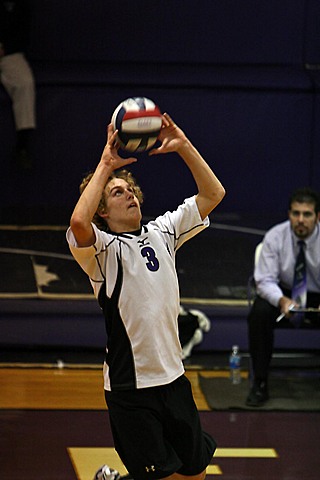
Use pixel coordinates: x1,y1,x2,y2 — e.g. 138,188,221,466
246,295,279,406
1,52,36,168
1,52,36,130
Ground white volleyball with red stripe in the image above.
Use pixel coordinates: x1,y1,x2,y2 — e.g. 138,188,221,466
111,97,162,152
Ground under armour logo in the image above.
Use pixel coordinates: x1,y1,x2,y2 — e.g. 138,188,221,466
145,465,156,473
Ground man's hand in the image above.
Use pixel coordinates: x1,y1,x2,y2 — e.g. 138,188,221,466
149,113,188,155
279,296,298,317
100,124,137,171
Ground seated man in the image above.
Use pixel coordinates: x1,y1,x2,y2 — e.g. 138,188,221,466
246,187,320,407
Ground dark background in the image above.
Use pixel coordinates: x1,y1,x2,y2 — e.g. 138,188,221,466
1,0,320,227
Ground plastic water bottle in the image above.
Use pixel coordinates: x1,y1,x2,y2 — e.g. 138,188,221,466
229,345,241,384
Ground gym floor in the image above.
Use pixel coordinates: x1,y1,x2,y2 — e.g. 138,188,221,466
1,350,320,480
1,223,319,479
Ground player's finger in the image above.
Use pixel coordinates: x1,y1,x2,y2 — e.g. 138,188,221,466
163,112,175,127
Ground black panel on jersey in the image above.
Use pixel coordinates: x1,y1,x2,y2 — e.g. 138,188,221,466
98,254,137,390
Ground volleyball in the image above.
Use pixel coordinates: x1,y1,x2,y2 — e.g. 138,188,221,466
111,97,162,152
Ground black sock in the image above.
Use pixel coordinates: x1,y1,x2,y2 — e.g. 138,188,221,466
16,128,34,150
15,129,34,169
255,378,268,389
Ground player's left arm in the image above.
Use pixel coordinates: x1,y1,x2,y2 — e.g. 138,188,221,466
149,113,226,219
178,141,225,220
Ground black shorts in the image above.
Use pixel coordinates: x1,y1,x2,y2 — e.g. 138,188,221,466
105,374,216,480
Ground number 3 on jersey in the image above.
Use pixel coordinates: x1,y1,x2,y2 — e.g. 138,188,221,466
140,246,159,272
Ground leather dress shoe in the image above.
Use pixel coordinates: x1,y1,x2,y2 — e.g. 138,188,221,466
246,381,269,407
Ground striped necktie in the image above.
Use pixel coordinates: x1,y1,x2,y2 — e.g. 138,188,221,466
291,240,307,326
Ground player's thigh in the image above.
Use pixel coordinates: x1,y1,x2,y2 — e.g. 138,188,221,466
163,376,216,476
105,388,182,479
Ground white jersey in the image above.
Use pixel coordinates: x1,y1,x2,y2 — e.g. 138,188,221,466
67,195,209,391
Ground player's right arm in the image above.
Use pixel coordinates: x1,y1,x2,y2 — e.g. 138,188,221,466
70,125,137,247
70,161,111,247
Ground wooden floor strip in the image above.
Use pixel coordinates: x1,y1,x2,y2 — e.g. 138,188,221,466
0,367,211,410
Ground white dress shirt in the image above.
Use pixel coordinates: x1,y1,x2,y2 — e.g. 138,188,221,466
255,220,320,307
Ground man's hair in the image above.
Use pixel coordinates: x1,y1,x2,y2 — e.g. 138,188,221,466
289,187,320,214
79,169,143,230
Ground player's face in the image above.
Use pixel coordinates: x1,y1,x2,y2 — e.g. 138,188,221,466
102,178,142,232
289,201,320,239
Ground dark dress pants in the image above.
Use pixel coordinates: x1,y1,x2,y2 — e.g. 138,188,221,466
247,295,279,381
247,291,320,381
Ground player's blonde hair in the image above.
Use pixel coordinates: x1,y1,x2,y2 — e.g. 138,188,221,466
79,169,144,230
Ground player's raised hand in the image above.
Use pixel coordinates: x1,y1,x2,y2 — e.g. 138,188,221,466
101,124,137,170
149,113,188,155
